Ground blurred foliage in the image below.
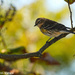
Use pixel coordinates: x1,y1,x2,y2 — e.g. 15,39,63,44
0,0,75,75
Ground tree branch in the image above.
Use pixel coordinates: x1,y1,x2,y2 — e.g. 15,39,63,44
0,52,41,61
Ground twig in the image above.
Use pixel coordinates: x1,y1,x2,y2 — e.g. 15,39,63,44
68,0,73,29
0,4,16,49
1,0,3,5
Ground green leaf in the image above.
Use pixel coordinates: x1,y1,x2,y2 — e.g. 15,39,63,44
7,46,26,54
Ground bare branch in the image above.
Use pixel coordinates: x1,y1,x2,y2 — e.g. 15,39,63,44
0,52,41,61
68,0,73,29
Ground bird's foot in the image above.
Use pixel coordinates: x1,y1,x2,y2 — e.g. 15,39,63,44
46,37,52,43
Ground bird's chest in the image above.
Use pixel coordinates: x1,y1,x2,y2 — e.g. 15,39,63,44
40,28,61,37
40,28,52,36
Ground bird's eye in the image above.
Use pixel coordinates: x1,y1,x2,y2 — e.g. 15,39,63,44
37,20,41,24
35,18,42,26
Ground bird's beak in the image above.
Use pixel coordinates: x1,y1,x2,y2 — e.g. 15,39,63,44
34,24,37,27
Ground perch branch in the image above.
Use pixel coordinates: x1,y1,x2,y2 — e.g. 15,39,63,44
0,52,41,61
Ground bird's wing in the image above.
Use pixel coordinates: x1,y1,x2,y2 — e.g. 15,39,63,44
43,19,69,31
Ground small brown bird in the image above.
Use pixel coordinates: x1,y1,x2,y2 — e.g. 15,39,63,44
34,18,75,38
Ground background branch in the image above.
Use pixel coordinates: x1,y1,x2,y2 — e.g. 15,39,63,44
68,0,73,29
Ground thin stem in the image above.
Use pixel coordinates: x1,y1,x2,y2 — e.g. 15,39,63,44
0,30,7,49
68,0,73,29
31,61,37,72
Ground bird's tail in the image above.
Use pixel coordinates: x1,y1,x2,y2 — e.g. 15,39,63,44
65,30,75,34
65,27,75,34
60,30,75,34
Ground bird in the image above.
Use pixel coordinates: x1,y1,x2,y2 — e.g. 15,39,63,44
34,18,75,39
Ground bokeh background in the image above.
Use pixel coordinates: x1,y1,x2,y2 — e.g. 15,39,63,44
0,0,75,75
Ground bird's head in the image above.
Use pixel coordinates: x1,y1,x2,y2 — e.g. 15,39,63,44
34,18,46,28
